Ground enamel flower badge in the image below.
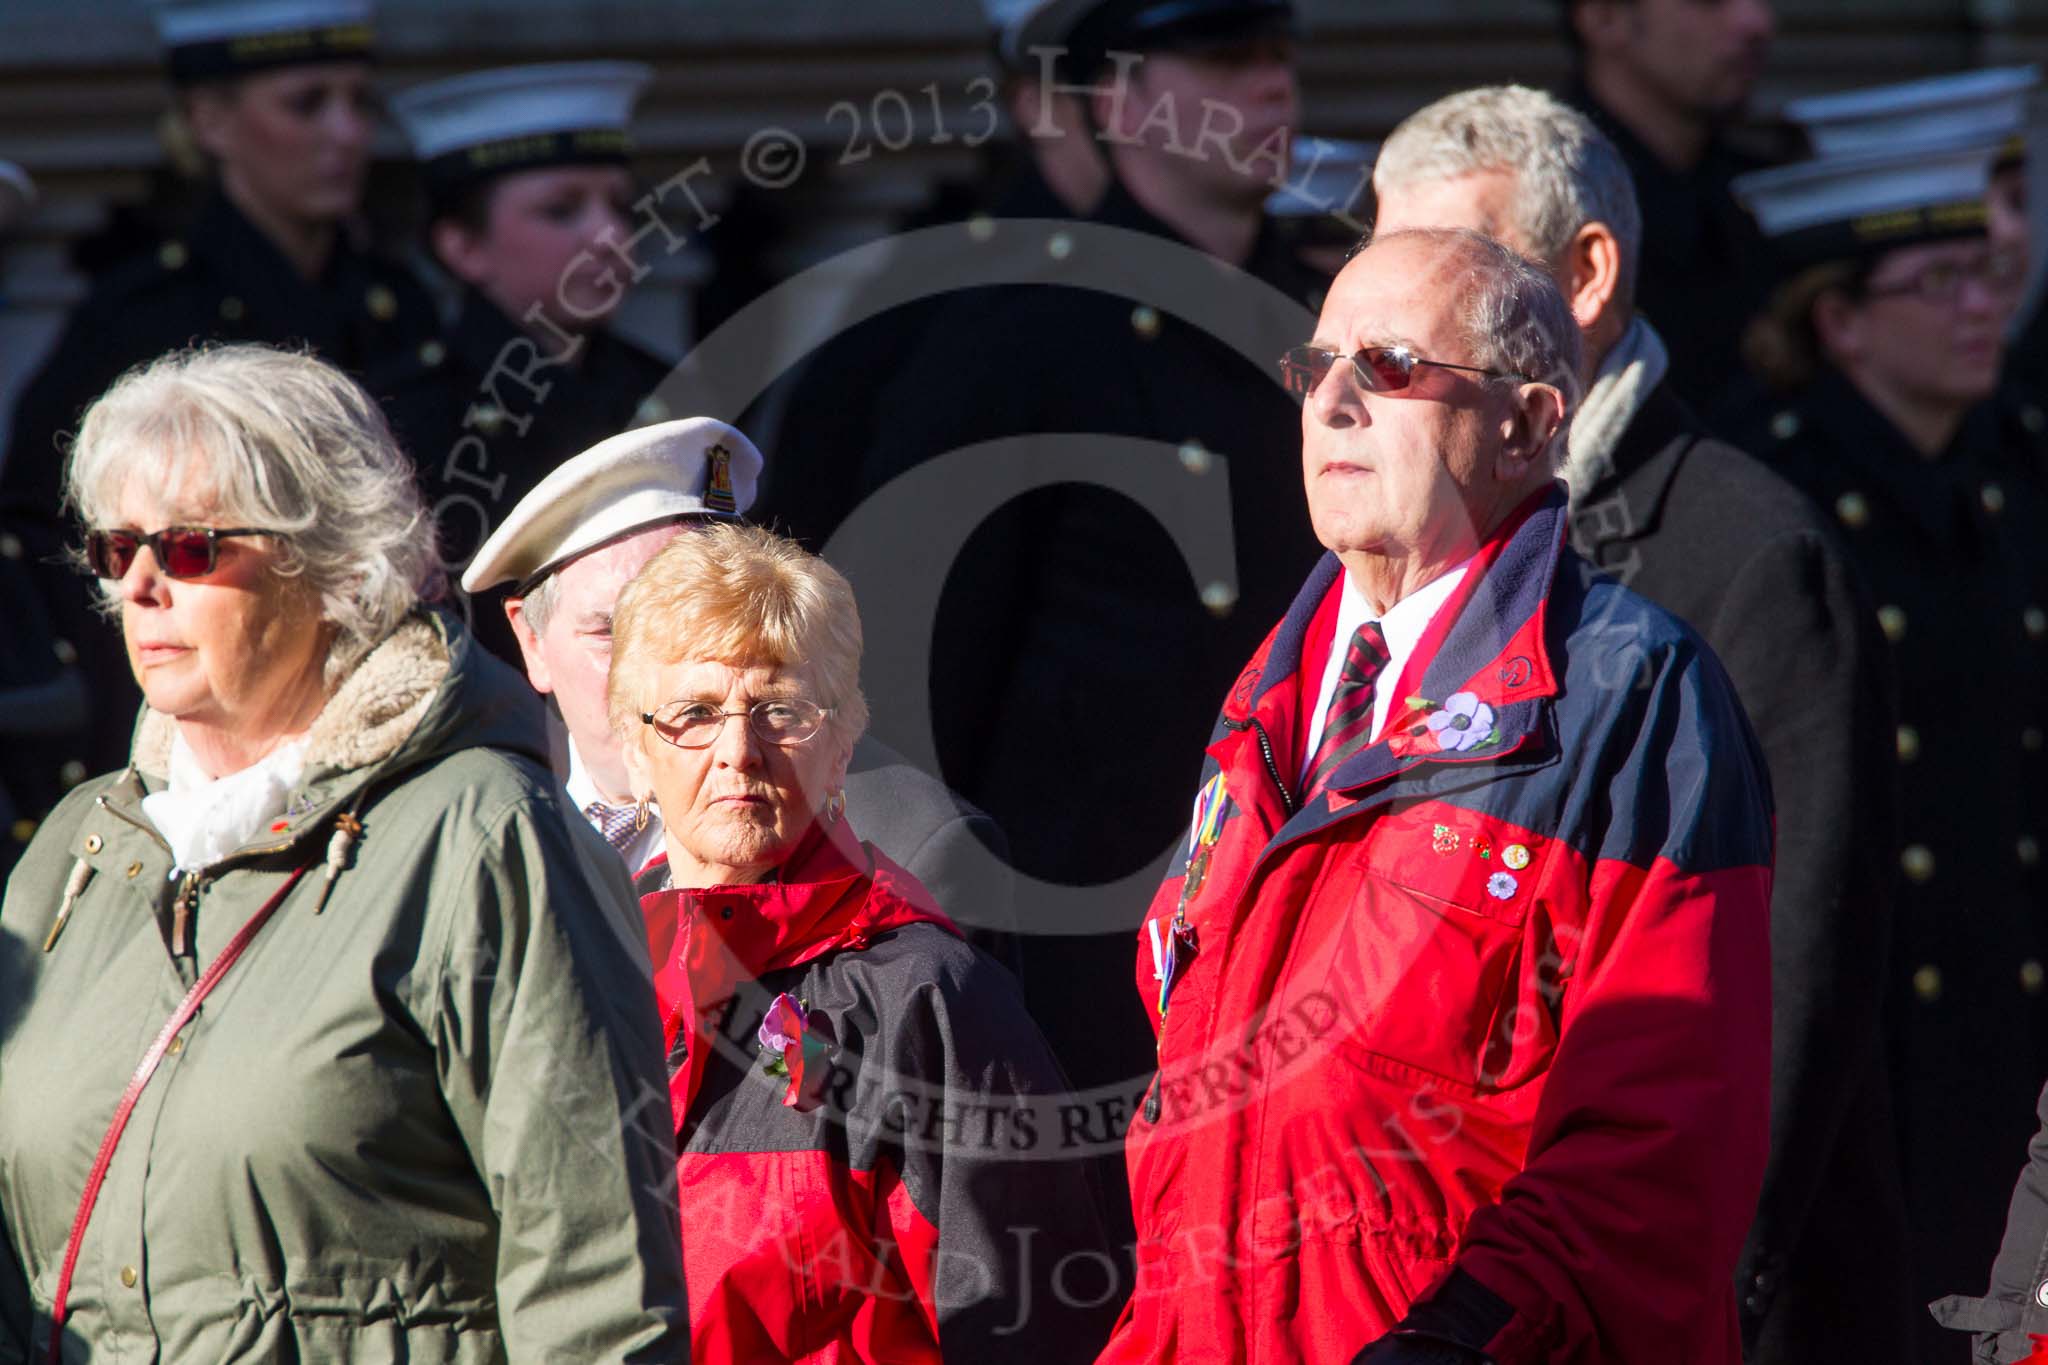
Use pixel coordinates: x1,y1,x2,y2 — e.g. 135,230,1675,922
758,993,834,1111
1421,691,1499,753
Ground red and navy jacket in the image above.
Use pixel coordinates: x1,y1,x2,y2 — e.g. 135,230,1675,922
1098,487,1776,1365
641,828,1116,1364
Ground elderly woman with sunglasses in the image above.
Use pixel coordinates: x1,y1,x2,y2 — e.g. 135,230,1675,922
606,522,1114,1364
0,345,687,1363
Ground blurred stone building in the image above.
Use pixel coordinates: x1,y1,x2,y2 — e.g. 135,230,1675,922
1,0,2046,451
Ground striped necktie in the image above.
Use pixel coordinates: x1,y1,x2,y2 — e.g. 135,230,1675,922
1303,621,1391,802
584,800,640,859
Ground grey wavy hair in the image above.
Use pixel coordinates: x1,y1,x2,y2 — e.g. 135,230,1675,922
65,344,443,685
1374,84,1643,311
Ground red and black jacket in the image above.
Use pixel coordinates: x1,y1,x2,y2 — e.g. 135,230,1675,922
1100,487,1777,1364
641,828,1116,1363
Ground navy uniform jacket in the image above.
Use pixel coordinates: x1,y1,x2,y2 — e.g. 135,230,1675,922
370,286,674,666
1739,368,2048,1364
0,189,438,793
1572,381,1910,1364
852,179,1327,1122
2,189,437,530
756,156,1077,549
1563,80,1773,413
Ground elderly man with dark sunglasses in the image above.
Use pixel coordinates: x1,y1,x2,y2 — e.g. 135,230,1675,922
1369,85,1904,1365
1098,227,1774,1365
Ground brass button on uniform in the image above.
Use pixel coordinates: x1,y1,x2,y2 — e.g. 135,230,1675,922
1877,605,1908,644
1895,725,1920,763
1131,305,1162,340
1901,844,1936,883
1770,410,1801,441
2024,960,2046,995
119,1265,137,1289
83,833,103,854
167,1034,185,1055
1834,492,1870,529
218,295,246,322
1982,482,2007,515
125,861,142,879
1913,964,1943,1001
365,284,397,321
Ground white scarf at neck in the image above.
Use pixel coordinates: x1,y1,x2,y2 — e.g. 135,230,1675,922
141,730,308,875
1563,317,1670,502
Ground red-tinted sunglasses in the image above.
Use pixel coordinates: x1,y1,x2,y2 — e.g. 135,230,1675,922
1280,344,1529,399
84,526,276,580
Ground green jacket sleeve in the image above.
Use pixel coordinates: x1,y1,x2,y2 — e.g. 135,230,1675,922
429,787,688,1363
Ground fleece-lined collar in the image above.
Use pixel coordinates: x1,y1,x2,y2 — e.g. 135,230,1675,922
131,614,448,784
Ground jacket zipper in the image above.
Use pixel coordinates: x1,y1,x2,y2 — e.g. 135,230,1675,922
97,793,305,959
1222,716,1297,817
171,869,203,959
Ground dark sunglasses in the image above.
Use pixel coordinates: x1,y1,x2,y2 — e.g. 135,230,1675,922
83,526,277,581
1280,344,1529,399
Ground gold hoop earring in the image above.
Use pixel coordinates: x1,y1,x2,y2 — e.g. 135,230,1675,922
823,790,846,824
634,796,651,832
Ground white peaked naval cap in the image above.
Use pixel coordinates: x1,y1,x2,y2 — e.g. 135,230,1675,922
1785,67,2038,159
147,0,374,83
460,418,764,595
390,61,652,165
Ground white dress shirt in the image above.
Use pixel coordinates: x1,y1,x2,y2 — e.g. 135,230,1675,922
565,739,667,875
1299,561,1470,784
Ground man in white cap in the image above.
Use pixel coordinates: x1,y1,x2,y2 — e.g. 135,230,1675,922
464,417,1015,945
383,61,673,667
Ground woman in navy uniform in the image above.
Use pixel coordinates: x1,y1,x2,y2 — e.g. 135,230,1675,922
1733,132,2048,1363
1,0,435,790
379,62,674,667
3,0,435,529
